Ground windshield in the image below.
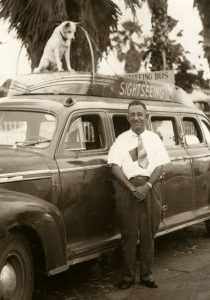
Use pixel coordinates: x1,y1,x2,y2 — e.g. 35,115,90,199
0,111,57,148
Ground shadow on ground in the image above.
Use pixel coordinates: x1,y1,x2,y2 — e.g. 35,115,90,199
33,224,210,300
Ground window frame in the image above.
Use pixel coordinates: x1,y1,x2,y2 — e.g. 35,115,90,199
57,110,109,156
198,115,210,145
149,114,180,149
180,114,204,147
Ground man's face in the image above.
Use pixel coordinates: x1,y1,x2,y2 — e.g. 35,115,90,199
127,104,147,134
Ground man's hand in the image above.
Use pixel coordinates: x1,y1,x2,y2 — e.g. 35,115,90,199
132,183,150,201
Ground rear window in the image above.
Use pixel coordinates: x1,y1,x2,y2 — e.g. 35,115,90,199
182,117,203,145
151,116,179,147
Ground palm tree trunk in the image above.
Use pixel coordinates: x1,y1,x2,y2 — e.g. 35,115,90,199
147,0,169,71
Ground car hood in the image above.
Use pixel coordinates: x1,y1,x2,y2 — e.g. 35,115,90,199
0,147,50,181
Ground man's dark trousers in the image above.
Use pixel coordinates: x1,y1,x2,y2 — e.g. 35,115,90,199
113,176,162,282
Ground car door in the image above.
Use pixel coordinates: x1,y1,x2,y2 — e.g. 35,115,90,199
181,114,210,216
150,114,194,229
108,111,194,229
55,110,116,255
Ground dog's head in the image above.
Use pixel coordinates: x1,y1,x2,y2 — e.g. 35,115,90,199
60,21,78,40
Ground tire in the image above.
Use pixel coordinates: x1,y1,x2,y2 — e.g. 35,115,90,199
0,233,34,300
205,219,210,236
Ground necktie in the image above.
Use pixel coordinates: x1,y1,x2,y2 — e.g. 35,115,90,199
138,135,149,168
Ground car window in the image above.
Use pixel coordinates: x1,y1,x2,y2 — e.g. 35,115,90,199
194,101,210,113
0,110,56,147
182,117,203,145
64,114,105,150
200,120,210,144
151,116,178,147
112,115,130,138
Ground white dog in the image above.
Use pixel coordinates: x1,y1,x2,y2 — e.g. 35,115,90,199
34,21,77,72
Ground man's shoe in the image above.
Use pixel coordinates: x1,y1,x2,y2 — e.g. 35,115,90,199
140,278,158,288
117,280,134,290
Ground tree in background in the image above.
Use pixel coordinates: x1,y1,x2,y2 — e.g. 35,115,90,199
112,0,210,92
112,16,181,73
111,21,149,73
147,0,169,70
0,0,209,93
194,0,210,67
0,0,141,71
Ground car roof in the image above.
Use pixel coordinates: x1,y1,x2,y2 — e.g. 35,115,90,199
0,94,202,116
0,72,204,117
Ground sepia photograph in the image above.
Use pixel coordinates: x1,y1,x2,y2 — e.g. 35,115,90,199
0,0,210,299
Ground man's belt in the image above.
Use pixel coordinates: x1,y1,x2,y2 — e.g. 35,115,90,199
129,176,149,186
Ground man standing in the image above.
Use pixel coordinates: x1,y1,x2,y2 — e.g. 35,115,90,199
108,100,170,289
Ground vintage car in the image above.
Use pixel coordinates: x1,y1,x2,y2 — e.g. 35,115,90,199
0,72,210,299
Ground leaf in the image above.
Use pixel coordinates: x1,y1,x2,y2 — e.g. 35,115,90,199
124,0,142,15
177,30,183,37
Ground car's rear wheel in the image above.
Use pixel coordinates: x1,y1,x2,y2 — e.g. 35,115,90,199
0,233,33,300
205,219,210,236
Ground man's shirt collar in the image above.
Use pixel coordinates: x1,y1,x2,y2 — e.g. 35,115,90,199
129,129,146,137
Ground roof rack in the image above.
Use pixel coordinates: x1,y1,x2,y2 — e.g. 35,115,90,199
6,71,193,105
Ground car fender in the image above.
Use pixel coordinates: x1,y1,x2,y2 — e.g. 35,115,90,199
0,188,68,275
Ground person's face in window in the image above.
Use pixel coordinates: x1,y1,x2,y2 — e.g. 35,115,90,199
127,104,147,135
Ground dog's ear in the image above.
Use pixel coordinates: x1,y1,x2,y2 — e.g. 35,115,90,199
64,22,71,28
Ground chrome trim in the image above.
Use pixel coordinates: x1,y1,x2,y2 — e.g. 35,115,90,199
68,253,101,266
171,156,189,161
156,215,210,237
0,169,50,178
170,153,210,162
59,164,106,173
0,165,106,183
0,169,52,184
189,154,210,159
0,164,106,182
0,176,23,183
0,175,51,184
67,243,119,267
50,169,59,174
48,265,69,276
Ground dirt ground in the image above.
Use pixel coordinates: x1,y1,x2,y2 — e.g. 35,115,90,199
33,223,210,300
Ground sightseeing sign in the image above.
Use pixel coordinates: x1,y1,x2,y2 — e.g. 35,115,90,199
109,76,173,101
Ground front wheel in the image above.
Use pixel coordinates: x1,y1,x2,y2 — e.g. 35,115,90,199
0,233,34,300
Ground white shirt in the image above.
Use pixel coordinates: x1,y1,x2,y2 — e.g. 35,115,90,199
108,129,170,179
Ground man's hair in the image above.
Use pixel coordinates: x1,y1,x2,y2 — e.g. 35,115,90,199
128,100,147,111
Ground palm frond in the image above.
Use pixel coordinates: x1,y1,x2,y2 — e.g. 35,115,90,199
0,0,67,40
66,0,121,71
0,0,67,68
124,0,142,15
193,0,210,65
